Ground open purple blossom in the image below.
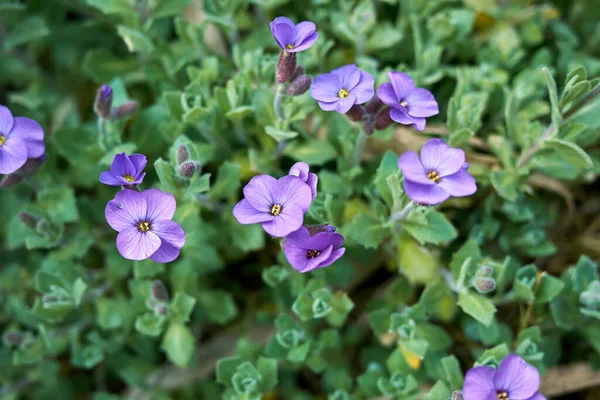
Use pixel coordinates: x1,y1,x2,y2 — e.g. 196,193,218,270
105,189,185,263
284,226,345,273
463,354,545,400
0,105,45,175
376,72,439,131
270,16,318,53
311,65,375,114
100,153,147,186
233,175,312,237
398,139,476,205
289,162,318,200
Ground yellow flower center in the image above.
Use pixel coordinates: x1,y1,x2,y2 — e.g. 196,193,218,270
286,43,295,50
123,174,135,183
497,392,509,400
427,170,441,183
338,88,349,98
0,135,6,146
137,221,151,232
270,204,282,216
400,100,408,107
306,250,321,259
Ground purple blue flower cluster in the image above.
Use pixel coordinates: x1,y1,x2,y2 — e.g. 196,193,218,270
463,354,545,400
100,153,186,263
233,162,345,273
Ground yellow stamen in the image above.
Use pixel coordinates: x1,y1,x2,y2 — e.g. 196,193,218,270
400,100,408,107
338,88,349,98
427,170,441,183
137,221,151,232
270,204,282,216
286,43,295,50
0,135,6,146
123,174,135,183
497,392,509,400
306,250,321,259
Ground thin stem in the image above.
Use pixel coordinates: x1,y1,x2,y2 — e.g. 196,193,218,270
352,130,368,168
390,201,415,222
97,118,106,151
273,84,285,121
514,271,545,349
409,12,424,72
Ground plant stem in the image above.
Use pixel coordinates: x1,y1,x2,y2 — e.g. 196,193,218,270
514,271,545,349
352,130,368,168
274,84,285,121
390,201,416,222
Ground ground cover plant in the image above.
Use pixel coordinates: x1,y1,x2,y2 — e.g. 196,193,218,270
1,0,600,399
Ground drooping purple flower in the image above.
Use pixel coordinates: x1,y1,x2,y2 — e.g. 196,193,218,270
376,72,439,131
462,354,545,400
398,139,476,205
94,84,113,118
311,64,375,114
100,153,147,186
284,226,345,273
0,105,45,175
232,175,312,237
288,162,318,200
270,16,319,53
105,189,186,263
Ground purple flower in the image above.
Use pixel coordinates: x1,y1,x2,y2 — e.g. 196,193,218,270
232,175,312,237
284,227,345,273
94,84,113,118
270,16,318,53
288,162,318,200
462,354,545,400
311,64,375,114
105,189,186,263
100,153,147,186
0,105,45,175
376,72,439,131
398,138,476,205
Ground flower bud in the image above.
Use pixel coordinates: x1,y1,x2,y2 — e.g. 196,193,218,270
276,51,297,83
462,162,470,170
42,294,58,304
475,265,493,278
0,174,23,187
346,105,364,122
307,223,336,236
94,84,113,118
363,120,374,136
287,75,312,96
111,101,139,119
36,218,50,236
18,212,38,230
151,280,169,302
366,96,383,114
451,390,464,400
472,277,496,294
374,108,394,130
2,331,25,347
176,144,189,164
291,65,305,81
154,303,168,316
178,161,198,179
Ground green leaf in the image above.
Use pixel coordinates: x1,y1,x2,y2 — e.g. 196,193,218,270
450,239,482,282
542,67,562,129
216,356,244,384
345,213,388,249
72,279,88,307
441,355,464,389
457,291,497,326
152,0,193,18
398,233,439,284
169,292,196,323
490,170,520,201
572,255,598,293
183,106,211,124
375,151,400,208
541,139,593,168
399,210,458,245
185,173,211,198
154,158,177,190
225,106,253,121
208,161,240,200
117,26,155,53
38,186,79,223
161,323,195,367
424,381,451,400
4,15,49,49
256,357,278,391
197,289,238,324
265,126,298,141
535,274,564,303
95,299,124,330
85,0,131,15
283,140,338,166
135,313,167,337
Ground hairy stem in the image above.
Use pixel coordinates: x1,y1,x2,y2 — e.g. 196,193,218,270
352,130,368,168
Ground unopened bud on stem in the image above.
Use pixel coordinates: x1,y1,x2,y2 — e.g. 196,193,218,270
287,75,312,96
176,144,189,164
94,84,113,118
276,51,297,83
374,108,394,130
151,280,169,302
346,105,364,122
18,212,38,230
111,101,139,119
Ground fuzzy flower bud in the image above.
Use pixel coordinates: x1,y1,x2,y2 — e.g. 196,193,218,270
0,174,22,187
36,218,50,236
346,105,364,122
287,75,312,96
472,277,496,294
363,120,374,136
276,51,297,83
176,144,189,164
2,331,25,347
291,65,305,81
307,223,337,236
111,101,139,119
18,211,38,230
178,160,199,179
366,96,383,114
94,84,113,118
450,391,464,400
475,265,493,278
374,108,394,130
151,280,169,302
154,303,168,316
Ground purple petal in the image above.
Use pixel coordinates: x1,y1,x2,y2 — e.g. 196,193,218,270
116,227,161,261
462,366,497,400
233,199,274,224
298,245,334,273
420,138,465,176
150,240,182,263
110,153,136,178
293,21,317,46
326,247,346,266
331,65,361,92
105,189,146,231
285,226,312,249
406,88,439,118
271,20,295,49
306,173,318,200
0,137,28,174
152,220,186,248
11,117,45,158
438,168,477,197
495,354,540,399
397,151,432,185
352,71,375,104
317,100,340,112
390,108,426,131
128,154,147,175
336,95,357,114
142,188,176,222
289,162,309,180
262,203,304,237
130,172,146,185
0,105,15,136
526,393,546,400
306,231,344,250
290,31,318,52
388,71,416,100
100,171,129,186
403,179,450,205
272,175,312,212
243,174,277,213
311,73,341,103
376,83,399,105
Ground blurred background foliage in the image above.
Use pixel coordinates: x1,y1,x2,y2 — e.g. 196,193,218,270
1,0,600,398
